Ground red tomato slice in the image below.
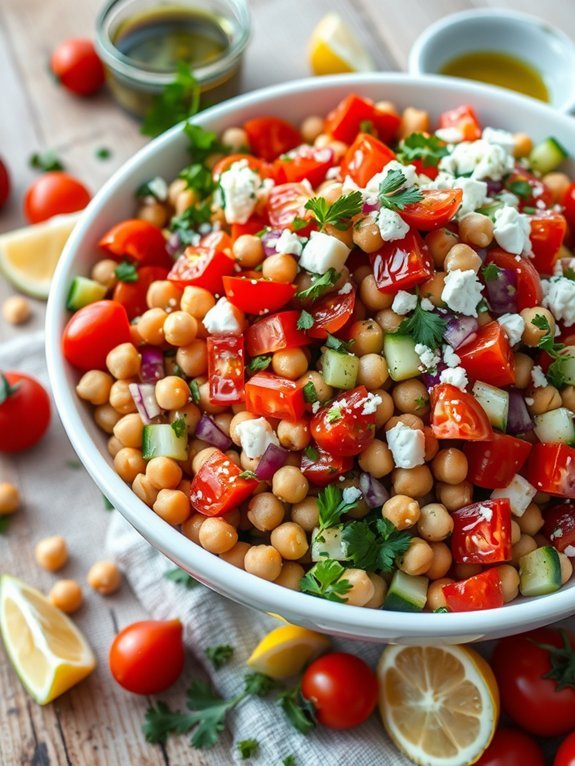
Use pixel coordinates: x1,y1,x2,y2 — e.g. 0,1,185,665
222,274,296,314
464,433,532,489
245,310,310,357
200,230,233,252
438,104,482,141
324,94,400,144
505,167,553,210
307,289,356,340
450,498,512,565
339,133,395,188
230,214,269,241
244,116,301,162
207,335,245,405
311,386,376,457
212,153,271,179
272,146,335,187
485,249,543,310
457,321,515,388
370,230,434,293
562,181,575,229
529,212,567,276
245,371,305,421
443,568,504,612
190,449,258,516
411,158,439,180
62,300,131,371
300,446,353,486
267,182,312,230
371,108,402,144
168,246,235,294
526,443,575,499
400,188,463,231
99,219,172,268
543,502,575,553
113,265,169,320
430,383,493,441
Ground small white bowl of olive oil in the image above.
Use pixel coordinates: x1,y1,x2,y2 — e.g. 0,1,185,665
408,8,575,113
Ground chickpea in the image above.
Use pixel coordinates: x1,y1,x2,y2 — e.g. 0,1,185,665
180,287,215,322
358,439,394,478
277,419,310,451
435,480,473,511
398,538,434,576
423,427,439,462
132,473,159,507
534,491,550,505
516,504,544,537
341,569,375,607
497,564,520,602
290,497,319,532
511,520,522,545
272,466,308,504
94,403,122,433
542,171,571,203
425,228,460,269
458,213,494,248
0,482,20,515
176,340,208,377
106,343,141,380
375,308,402,333
432,448,468,485
297,371,333,404
49,580,84,614
271,522,309,560
109,379,137,415
274,561,305,590
244,545,282,581
3,295,31,324
417,503,453,542
151,489,189,525
87,561,122,595
221,125,248,150
520,307,555,347
230,411,257,445
35,535,68,571
392,379,429,415
558,552,573,584
513,132,533,158
198,380,226,415
527,385,562,416
137,201,168,228
91,258,118,289
272,348,308,380
347,319,383,355
364,573,388,608
163,311,197,347
240,452,260,473
233,235,264,268
443,243,483,274
168,177,187,206
427,578,453,611
392,465,434,498
398,107,429,140
174,187,197,215
353,216,384,253
114,447,146,483
358,274,392,312
300,115,324,143
146,281,182,312
181,512,205,543
385,414,425,433
262,253,298,283
75,370,114,406
113,413,144,448
247,492,285,531
420,272,447,307
191,447,219,474
316,180,343,204
357,354,388,389
374,390,394,428
514,352,534,389
425,542,453,580
198,517,238,554
512,534,537,565
155,376,190,410
561,385,575,410
382,495,420,530
137,308,166,345
220,541,251,569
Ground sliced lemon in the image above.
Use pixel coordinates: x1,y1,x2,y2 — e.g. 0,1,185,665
377,644,499,766
0,575,96,704
247,624,331,680
0,212,80,299
308,13,374,76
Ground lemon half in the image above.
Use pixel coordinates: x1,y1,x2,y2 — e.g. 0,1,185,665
247,624,331,680
308,13,374,76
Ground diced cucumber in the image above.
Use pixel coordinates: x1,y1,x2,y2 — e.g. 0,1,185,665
472,381,509,431
66,275,107,311
311,527,350,562
554,347,575,385
534,407,575,446
384,334,421,381
529,137,569,175
491,473,536,517
519,545,562,597
321,349,359,390
383,570,428,612
142,424,188,461
477,199,505,221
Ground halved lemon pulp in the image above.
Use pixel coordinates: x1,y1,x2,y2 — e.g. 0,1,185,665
308,13,374,76
247,623,331,680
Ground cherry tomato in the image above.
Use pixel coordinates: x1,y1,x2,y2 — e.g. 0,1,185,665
475,728,545,766
0,158,11,209
457,321,516,388
169,246,235,294
324,93,400,144
113,265,169,319
555,731,575,766
485,249,543,311
0,372,51,453
430,383,493,441
99,219,172,269
307,288,356,340
51,39,105,96
300,447,353,486
370,230,434,293
245,371,305,422
464,433,532,489
267,182,312,230
230,214,269,241
543,502,575,553
340,133,395,188
272,146,335,187
505,167,553,210
442,568,504,611
109,619,184,695
450,499,512,565
400,188,463,231
245,311,310,357
529,211,567,276
212,153,271,180
207,335,245,405
438,104,482,141
244,116,301,162
311,386,376,457
24,172,90,224
301,652,378,729
222,274,296,314
525,443,575,499
491,627,575,737
190,448,257,516
62,300,131,371
562,182,575,230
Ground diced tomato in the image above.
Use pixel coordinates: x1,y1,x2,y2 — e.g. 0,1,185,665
307,288,356,340
272,146,335,187
562,182,575,229
464,433,532,489
230,214,268,241
505,167,553,210
168,246,235,294
207,335,244,405
301,447,353,486
411,158,439,180
212,153,271,179
189,449,258,516
443,569,504,612
457,322,515,388
245,310,310,357
113,265,169,320
311,386,376,457
200,230,233,252
370,230,434,293
324,94,400,144
543,502,575,553
371,108,402,144
244,116,301,162
223,274,296,314
438,104,482,141
339,133,395,188
451,498,512,565
430,383,493,441
99,219,172,268
529,212,567,276
400,188,463,231
485,249,543,310
525,443,575,499
267,182,312,230
245,371,305,421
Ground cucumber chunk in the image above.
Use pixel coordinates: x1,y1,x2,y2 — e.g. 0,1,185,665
383,570,428,612
384,334,421,381
519,546,562,597
472,381,509,431
529,137,568,175
311,527,350,562
476,199,505,221
66,276,107,311
142,424,188,461
534,407,575,446
321,349,359,390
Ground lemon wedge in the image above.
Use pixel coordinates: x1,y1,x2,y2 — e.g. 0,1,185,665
0,212,80,299
308,13,374,76
377,644,499,766
247,624,331,680
0,575,96,704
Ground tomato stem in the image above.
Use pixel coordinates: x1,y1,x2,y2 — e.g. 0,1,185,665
0,374,20,404
530,630,575,691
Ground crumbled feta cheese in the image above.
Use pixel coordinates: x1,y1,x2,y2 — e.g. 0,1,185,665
338,282,353,295
531,364,548,388
443,345,461,368
428,172,488,217
236,417,279,459
219,160,263,224
202,297,242,335
493,206,532,255
377,207,410,242
482,127,515,153
361,392,382,415
299,231,350,274
497,313,525,346
420,298,434,311
147,176,168,201
439,366,469,390
439,139,514,181
274,228,305,256
392,290,418,315
542,276,575,327
435,127,464,143
525,397,534,406
564,545,575,558
326,166,341,181
311,400,320,414
491,474,537,517
441,268,484,317
415,343,440,372
342,486,363,504
497,191,520,208
386,422,426,469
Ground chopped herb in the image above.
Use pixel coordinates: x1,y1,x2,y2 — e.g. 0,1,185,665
279,686,316,734
522,205,537,215
183,123,223,163
179,163,215,198
379,169,423,211
29,148,65,171
299,559,352,603
326,405,342,423
291,216,309,231
283,757,297,766
169,202,212,245
304,445,319,461
95,147,111,160
506,180,532,199
532,314,571,388
304,191,363,231
295,268,340,302
302,381,319,403
243,671,283,697
414,395,429,411
171,416,187,438
565,267,575,281
65,459,82,469
114,261,139,283
394,298,447,349
0,516,11,535
325,333,353,353
434,606,449,613
163,567,199,589
248,355,272,373
141,62,200,137
297,310,315,330
341,516,412,572
206,644,234,670
238,470,258,480
359,119,375,135
103,494,114,511
481,263,501,282
396,132,449,168
237,739,259,759
317,484,360,531
189,379,201,403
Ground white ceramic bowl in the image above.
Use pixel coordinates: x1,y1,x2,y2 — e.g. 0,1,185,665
408,9,575,113
46,73,575,643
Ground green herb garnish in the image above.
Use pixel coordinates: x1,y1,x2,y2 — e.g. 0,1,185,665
237,739,259,759
304,191,363,230
141,62,200,137
396,133,449,168
179,163,215,198
532,313,571,388
317,484,359,532
506,180,532,199
114,261,138,283
304,445,319,461
481,263,501,282
238,470,258,480
95,147,111,160
0,374,19,405
206,644,234,670
299,560,352,603
278,686,316,734
189,379,201,403
248,355,272,373
297,310,315,330
291,216,309,231
341,516,412,571
394,298,447,349
169,202,212,245
302,381,319,403
295,268,340,302
29,149,65,171
163,567,199,589
325,333,353,353
171,416,187,438
379,169,423,211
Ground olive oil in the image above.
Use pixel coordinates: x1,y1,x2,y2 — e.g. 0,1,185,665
440,50,549,103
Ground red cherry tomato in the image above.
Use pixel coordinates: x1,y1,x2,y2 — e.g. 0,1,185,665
244,371,305,422
190,448,257,516
430,383,493,441
340,133,395,188
505,167,553,210
442,568,504,611
307,288,356,340
457,321,516,388
438,104,482,141
245,311,310,357
475,728,545,766
450,498,512,565
272,146,335,187
525,443,575,499
99,219,172,269
300,447,353,486
222,274,296,314
311,386,376,457
62,300,131,371
168,245,235,294
485,249,543,310
212,153,271,180
562,182,575,229
464,433,532,489
529,211,567,276
207,335,245,405
0,158,11,209
370,230,434,293
324,93,400,144
24,172,90,224
301,652,378,729
267,182,312,230
555,731,575,766
109,619,184,695
243,116,301,162
543,502,575,553
400,188,463,231
0,372,51,453
50,39,105,96
491,627,575,737
113,265,169,319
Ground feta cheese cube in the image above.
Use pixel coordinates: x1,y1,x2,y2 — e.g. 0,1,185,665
342,486,362,504
497,313,525,347
441,268,484,317
542,276,575,327
491,474,537,517
439,139,514,181
338,282,353,295
377,208,410,242
531,364,548,388
420,298,434,311
202,297,243,335
235,417,279,459
219,160,263,224
482,127,515,153
435,127,464,143
361,392,382,414
386,422,426,469
392,290,418,315
493,206,532,255
299,231,350,274
415,343,440,372
147,176,168,201
439,366,469,390
442,345,461,368
274,228,306,256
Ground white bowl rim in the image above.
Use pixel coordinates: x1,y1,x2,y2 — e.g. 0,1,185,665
46,72,575,638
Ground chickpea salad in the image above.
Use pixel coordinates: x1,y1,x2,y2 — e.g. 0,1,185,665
63,94,575,614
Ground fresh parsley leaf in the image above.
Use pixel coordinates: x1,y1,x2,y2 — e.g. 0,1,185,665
141,62,200,137
237,739,259,759
434,606,449,613
143,700,196,744
396,132,449,168
359,119,375,135
481,263,501,282
103,494,114,511
169,202,212,245
302,381,319,403
317,485,359,531
183,123,222,162
532,313,557,352
506,180,532,199
65,459,82,469
341,516,412,572
414,395,429,411
0,516,11,535
325,333,353,353
248,355,272,373
299,560,352,603
29,148,65,171
295,268,339,302
297,310,315,330
279,686,316,734
171,416,187,438
243,672,283,697
379,169,423,211
189,379,201,403
185,681,242,749
304,191,363,231
292,216,309,231
304,445,319,461
238,470,257,480
95,147,111,160
375,518,413,571
548,355,571,389
341,521,379,570
283,757,297,766
395,299,447,349
179,163,215,198
565,267,575,281
163,567,199,588
326,405,342,423
206,644,234,670
114,261,138,283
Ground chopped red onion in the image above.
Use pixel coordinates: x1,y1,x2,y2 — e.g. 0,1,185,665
507,390,533,435
195,414,232,451
444,315,479,350
422,364,446,390
255,442,289,480
261,229,284,257
362,200,380,215
129,383,161,424
166,230,182,256
486,180,504,196
359,472,389,508
485,267,518,315
140,347,165,383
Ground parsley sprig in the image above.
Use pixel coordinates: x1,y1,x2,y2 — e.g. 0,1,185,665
114,261,138,283
341,516,412,572
304,191,363,230
141,62,200,137
248,355,272,373
299,559,352,603
295,268,340,302
378,169,423,211
481,263,501,282
29,148,65,171
394,297,447,349
163,567,199,589
532,314,572,388
278,686,317,734
396,133,449,168
169,201,212,245
317,484,360,533
205,644,234,670
237,739,259,759
297,310,315,330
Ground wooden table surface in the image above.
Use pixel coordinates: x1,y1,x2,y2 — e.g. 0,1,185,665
1,1,574,764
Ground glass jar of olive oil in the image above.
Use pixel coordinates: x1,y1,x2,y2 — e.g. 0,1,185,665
96,0,250,116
